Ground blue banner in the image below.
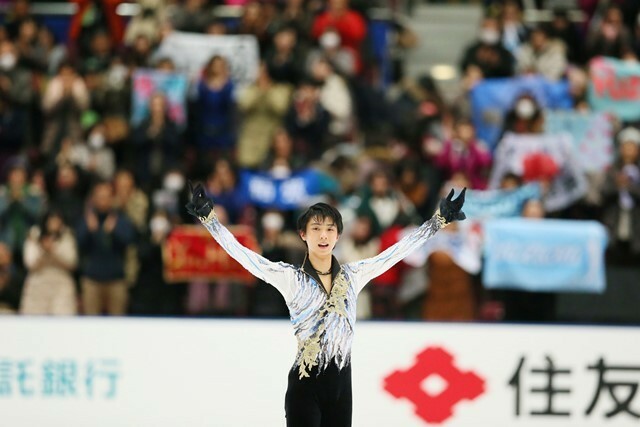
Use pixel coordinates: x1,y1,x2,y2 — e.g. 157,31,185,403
588,56,640,122
470,76,572,149
239,169,324,210
483,219,607,293
464,184,541,220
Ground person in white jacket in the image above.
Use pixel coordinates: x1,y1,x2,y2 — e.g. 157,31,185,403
20,210,78,315
516,25,568,81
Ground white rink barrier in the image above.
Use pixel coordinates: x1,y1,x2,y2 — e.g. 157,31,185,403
1,317,640,427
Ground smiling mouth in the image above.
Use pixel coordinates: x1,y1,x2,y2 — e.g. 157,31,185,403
318,243,330,248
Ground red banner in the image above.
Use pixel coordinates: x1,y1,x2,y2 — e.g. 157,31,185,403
163,225,260,284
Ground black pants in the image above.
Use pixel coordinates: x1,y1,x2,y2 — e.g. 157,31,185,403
285,362,352,427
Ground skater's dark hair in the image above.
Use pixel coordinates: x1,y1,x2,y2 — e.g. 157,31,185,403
297,203,343,235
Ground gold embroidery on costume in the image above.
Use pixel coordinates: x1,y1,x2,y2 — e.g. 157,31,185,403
199,209,218,224
326,271,348,316
297,325,325,378
296,270,350,379
435,212,448,228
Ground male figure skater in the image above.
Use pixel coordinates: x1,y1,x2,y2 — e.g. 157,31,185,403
186,183,466,427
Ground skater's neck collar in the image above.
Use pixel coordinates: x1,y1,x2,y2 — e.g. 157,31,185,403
302,252,341,283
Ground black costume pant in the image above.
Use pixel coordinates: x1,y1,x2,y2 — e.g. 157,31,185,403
285,362,352,427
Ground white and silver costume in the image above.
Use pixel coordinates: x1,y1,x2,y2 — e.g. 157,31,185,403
199,211,446,379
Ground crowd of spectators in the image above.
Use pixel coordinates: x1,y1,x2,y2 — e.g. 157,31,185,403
0,0,638,323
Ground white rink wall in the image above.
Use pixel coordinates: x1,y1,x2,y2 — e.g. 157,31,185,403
1,317,639,427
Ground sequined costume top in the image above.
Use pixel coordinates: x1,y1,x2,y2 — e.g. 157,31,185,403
199,211,446,379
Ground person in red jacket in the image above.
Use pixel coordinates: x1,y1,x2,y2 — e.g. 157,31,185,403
311,0,367,74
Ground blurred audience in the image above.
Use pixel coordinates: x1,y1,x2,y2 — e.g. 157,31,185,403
0,0,636,324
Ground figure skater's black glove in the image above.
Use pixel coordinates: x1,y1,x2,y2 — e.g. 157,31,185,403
186,181,215,221
439,187,467,223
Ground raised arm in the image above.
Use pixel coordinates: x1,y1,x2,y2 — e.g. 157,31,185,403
186,182,296,302
348,188,467,294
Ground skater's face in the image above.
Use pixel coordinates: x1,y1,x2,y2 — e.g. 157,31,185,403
300,216,340,255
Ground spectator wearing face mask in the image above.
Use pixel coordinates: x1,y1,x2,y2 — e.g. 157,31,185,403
501,94,544,139
307,29,357,77
149,169,188,222
460,16,515,79
59,124,116,181
311,0,367,74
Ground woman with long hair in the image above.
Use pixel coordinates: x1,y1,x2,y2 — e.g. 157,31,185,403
20,209,78,315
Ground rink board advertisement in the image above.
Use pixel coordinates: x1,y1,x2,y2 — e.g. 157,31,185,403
1,318,639,427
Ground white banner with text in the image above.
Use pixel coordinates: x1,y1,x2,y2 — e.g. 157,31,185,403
1,318,639,426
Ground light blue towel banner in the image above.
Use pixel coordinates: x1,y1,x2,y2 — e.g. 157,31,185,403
464,184,541,220
483,219,608,293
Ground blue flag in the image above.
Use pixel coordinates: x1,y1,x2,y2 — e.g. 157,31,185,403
470,76,572,149
464,184,542,220
239,169,325,210
483,219,607,293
